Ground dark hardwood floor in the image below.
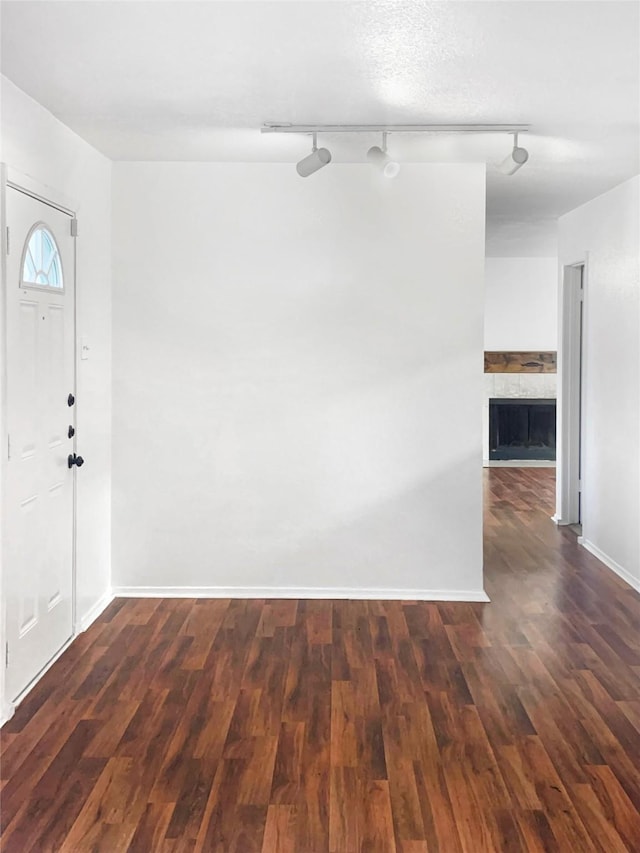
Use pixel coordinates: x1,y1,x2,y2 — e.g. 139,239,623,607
1,468,639,851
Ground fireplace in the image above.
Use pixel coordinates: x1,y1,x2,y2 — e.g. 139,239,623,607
489,398,556,460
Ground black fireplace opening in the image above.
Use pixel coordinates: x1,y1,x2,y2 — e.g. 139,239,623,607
489,398,556,461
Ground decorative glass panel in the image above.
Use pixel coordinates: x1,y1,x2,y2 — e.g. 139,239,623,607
21,225,63,289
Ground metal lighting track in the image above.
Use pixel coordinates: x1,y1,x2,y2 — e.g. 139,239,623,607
261,123,530,134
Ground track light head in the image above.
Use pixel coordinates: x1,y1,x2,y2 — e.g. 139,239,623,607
367,146,400,178
296,148,331,177
367,131,400,178
296,132,331,177
499,133,529,175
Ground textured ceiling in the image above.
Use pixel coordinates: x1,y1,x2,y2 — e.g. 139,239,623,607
1,1,639,254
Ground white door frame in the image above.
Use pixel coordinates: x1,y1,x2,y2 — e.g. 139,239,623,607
555,257,588,526
0,164,79,723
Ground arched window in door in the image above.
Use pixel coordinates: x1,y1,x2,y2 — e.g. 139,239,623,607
21,224,64,289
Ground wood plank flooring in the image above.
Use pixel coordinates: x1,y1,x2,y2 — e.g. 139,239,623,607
2,468,639,851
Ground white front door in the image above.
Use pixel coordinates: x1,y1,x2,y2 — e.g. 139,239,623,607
4,186,76,703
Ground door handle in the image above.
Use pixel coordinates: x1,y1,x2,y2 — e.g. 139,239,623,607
68,453,84,469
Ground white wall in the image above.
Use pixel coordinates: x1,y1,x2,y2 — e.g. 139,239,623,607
484,257,558,351
1,76,112,624
485,218,558,259
112,162,487,598
558,175,640,590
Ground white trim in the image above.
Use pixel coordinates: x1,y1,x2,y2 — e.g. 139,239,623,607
77,590,114,634
1,699,14,728
0,165,8,727
578,539,640,593
71,205,79,633
0,587,112,727
0,634,74,727
556,259,588,526
551,515,572,526
112,585,490,602
5,166,78,216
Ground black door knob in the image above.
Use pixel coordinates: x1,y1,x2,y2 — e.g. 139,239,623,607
68,453,85,469
67,393,75,407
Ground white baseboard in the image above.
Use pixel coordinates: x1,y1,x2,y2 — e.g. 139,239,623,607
1,699,15,727
579,538,640,593
1,633,74,728
77,589,114,633
1,588,114,727
112,585,490,603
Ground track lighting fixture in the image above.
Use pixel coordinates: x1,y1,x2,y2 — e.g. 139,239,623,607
264,123,531,176
498,132,530,175
367,132,400,178
296,132,332,177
